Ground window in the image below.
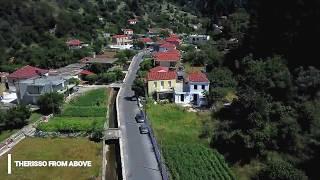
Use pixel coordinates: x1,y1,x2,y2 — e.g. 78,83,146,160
161,81,164,89
168,81,172,87
27,85,42,94
194,85,198,90
181,94,184,102
202,85,205,90
154,82,157,88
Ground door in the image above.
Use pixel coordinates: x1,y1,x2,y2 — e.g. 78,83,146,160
193,94,198,105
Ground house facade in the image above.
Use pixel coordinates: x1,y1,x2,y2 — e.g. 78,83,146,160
7,65,49,92
66,39,84,49
188,35,210,45
16,76,75,105
147,66,177,101
122,29,134,35
112,35,132,45
128,19,137,25
174,72,210,107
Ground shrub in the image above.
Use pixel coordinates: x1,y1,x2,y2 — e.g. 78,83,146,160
37,92,64,115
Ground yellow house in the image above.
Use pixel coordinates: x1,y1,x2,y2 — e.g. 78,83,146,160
147,66,177,100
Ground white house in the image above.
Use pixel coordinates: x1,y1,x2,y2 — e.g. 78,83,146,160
110,34,133,49
174,72,210,107
188,35,210,45
122,29,134,35
128,19,137,25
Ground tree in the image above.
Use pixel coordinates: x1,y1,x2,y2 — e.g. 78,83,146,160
134,40,145,50
240,56,293,102
207,67,237,103
132,79,145,97
256,160,307,180
37,92,64,115
159,30,170,38
5,105,31,128
68,77,80,85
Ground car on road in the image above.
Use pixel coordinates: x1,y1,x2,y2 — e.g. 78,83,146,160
139,125,149,134
135,112,145,123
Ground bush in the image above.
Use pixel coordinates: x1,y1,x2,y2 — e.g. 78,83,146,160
4,105,31,128
255,160,307,180
85,74,98,84
68,78,80,85
37,92,64,115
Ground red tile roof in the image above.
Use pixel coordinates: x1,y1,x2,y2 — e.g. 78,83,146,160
66,39,83,46
149,66,169,73
147,71,176,81
7,65,48,80
122,29,133,31
138,37,153,43
80,70,95,75
188,72,209,82
113,34,128,38
165,37,182,45
160,42,176,49
153,52,181,62
156,40,167,45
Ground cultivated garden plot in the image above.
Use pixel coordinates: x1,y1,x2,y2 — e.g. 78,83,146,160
37,88,108,133
147,103,235,180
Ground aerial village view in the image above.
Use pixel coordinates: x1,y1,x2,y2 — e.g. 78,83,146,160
0,0,319,180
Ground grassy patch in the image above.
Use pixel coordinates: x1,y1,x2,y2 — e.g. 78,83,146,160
0,138,102,180
69,88,107,107
60,106,106,117
147,104,235,180
28,112,42,123
37,117,105,132
38,88,108,132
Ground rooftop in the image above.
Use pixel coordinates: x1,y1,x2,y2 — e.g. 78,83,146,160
20,75,67,86
66,39,83,46
188,72,209,83
149,66,169,73
139,37,153,43
8,65,48,80
160,42,176,49
153,52,181,62
147,71,177,81
113,34,128,38
80,70,95,76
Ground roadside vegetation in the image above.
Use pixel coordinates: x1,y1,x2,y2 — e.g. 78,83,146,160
147,103,235,180
0,105,37,142
37,88,108,139
0,137,102,180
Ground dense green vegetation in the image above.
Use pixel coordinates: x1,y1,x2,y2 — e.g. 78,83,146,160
37,92,64,115
186,1,320,180
38,88,108,135
147,103,234,180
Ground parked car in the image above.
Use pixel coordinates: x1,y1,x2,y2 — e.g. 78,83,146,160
135,112,145,123
139,125,149,134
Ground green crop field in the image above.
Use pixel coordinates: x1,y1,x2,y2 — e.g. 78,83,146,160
147,104,235,180
38,88,108,132
0,138,102,180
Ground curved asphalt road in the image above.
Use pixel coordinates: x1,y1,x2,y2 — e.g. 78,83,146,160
118,52,162,180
